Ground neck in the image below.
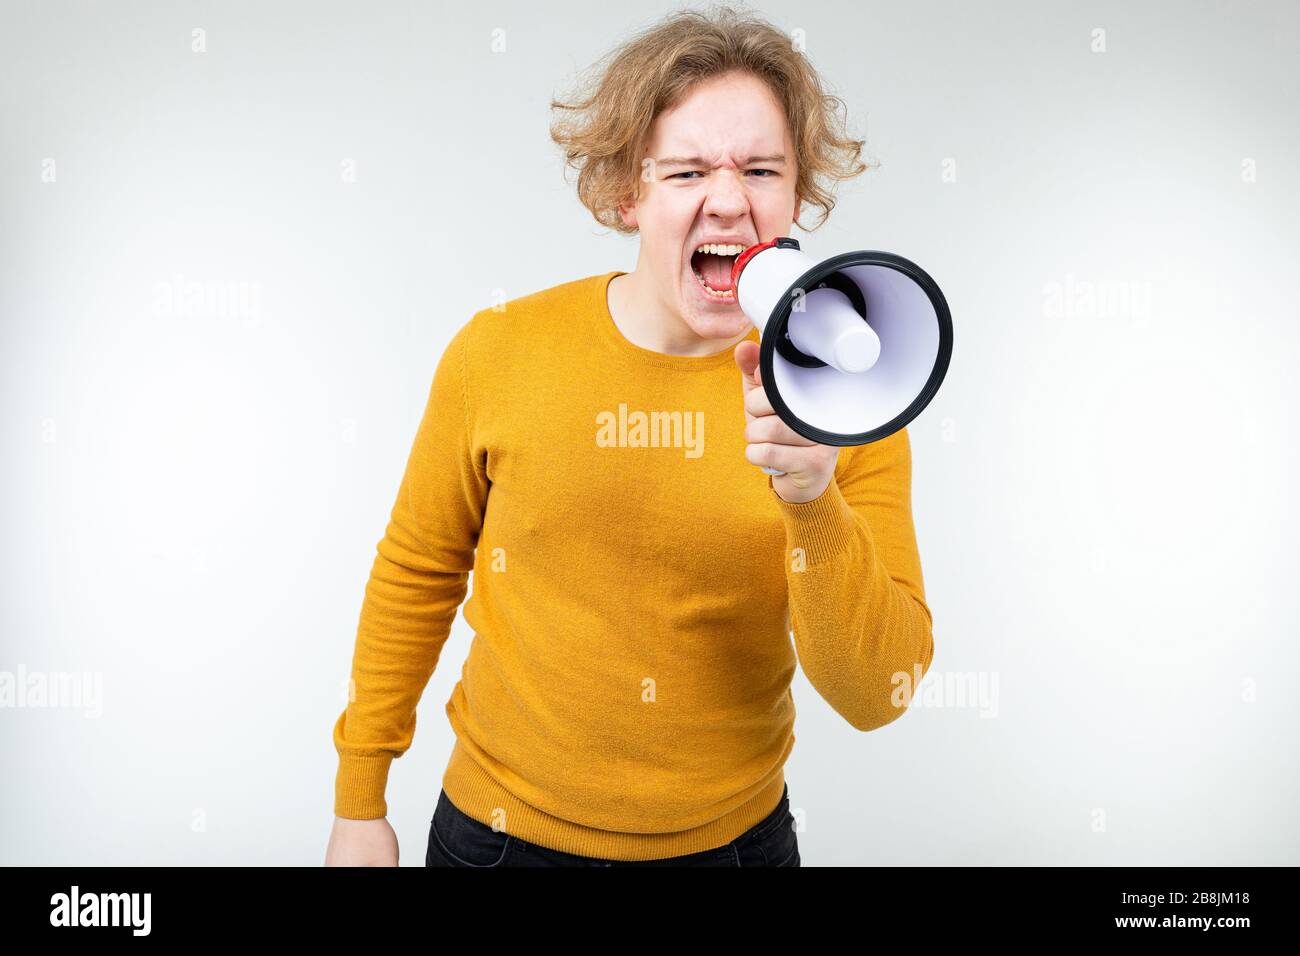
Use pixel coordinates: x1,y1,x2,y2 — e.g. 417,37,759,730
608,269,752,357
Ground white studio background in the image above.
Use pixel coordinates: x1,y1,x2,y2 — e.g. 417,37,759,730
1,0,1296,866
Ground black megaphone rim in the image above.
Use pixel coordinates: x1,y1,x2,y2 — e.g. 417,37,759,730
757,246,954,447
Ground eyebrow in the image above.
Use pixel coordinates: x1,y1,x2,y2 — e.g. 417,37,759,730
655,154,787,168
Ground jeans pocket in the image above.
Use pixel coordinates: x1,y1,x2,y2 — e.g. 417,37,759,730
755,810,799,866
427,790,514,868
731,786,800,867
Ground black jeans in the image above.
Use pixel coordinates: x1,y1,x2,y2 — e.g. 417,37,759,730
426,784,800,867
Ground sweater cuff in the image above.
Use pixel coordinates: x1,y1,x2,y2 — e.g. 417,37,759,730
333,752,394,819
770,476,860,567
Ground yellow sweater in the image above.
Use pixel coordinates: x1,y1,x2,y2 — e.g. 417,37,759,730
332,270,935,860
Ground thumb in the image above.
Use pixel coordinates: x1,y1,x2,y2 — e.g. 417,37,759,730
734,339,761,389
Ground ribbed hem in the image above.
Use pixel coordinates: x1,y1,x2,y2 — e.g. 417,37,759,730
440,737,789,861
771,477,860,567
333,753,395,819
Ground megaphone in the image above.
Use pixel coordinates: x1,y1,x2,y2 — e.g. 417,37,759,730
731,238,953,476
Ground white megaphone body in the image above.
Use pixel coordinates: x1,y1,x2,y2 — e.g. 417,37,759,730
730,238,953,476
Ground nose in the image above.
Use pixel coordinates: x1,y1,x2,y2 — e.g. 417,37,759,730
702,168,750,220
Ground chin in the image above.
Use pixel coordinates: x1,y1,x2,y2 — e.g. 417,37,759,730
682,305,751,340
676,264,751,338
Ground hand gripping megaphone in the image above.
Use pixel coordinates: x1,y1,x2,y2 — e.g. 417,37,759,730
731,238,953,476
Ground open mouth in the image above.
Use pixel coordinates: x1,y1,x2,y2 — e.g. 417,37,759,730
689,243,745,299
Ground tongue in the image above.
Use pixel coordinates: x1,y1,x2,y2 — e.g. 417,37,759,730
696,253,735,291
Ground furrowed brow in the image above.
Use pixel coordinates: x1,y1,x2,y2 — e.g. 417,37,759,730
655,154,787,168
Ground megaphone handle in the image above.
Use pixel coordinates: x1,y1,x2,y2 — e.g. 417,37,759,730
760,466,787,477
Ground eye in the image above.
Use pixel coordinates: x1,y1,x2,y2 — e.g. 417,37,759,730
669,169,778,180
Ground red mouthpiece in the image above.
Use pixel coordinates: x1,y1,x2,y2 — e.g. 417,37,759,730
730,239,780,292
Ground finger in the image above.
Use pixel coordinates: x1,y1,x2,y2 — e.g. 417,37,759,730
734,340,760,392
744,414,817,446
744,441,804,474
743,382,775,419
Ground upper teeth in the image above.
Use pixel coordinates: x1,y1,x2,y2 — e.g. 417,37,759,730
695,243,745,256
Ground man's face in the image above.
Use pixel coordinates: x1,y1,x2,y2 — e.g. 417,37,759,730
618,70,801,341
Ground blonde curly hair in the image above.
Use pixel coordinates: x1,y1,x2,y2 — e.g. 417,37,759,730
549,5,870,236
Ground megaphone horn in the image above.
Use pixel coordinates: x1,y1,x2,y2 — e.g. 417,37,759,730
731,238,953,477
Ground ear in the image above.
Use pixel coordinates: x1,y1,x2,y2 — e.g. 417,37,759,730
618,195,638,230
619,156,654,229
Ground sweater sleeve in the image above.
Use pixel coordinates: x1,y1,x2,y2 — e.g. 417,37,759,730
331,319,487,819
771,427,934,732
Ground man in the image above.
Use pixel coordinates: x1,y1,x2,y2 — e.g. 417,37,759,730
326,6,933,867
